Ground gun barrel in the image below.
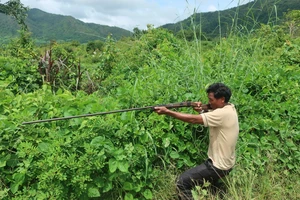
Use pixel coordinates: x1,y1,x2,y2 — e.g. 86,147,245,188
22,106,153,125
22,102,209,125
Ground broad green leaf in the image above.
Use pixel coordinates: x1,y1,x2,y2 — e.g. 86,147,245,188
79,120,88,130
103,181,113,193
163,137,170,148
142,189,153,199
6,154,18,167
121,112,130,122
0,76,13,88
37,142,50,153
42,84,48,91
63,111,72,117
0,160,6,168
123,182,133,190
13,173,25,184
0,154,10,168
134,183,142,192
170,151,180,159
88,187,101,197
90,136,105,147
94,177,105,188
109,158,117,173
124,193,134,200
10,183,19,194
287,164,294,170
286,140,295,147
118,161,129,173
0,115,8,120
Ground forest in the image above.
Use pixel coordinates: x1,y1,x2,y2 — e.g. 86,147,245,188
0,0,300,199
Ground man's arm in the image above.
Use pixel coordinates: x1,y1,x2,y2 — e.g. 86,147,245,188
153,107,204,124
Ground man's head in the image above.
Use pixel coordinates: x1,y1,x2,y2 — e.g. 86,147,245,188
206,83,232,109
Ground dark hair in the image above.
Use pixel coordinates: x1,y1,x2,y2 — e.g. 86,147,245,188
206,83,232,103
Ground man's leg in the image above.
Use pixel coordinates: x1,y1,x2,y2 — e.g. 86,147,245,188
176,159,231,200
176,161,209,200
206,159,231,194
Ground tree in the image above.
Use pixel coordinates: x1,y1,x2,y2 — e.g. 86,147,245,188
86,40,104,53
132,27,147,39
0,0,28,30
284,10,300,37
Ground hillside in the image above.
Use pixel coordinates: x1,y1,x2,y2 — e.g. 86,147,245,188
1,0,299,44
0,8,132,44
161,0,300,39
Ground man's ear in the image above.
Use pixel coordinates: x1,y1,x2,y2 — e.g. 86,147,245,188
220,97,225,103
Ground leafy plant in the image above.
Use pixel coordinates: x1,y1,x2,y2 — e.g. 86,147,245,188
0,0,28,30
38,47,83,92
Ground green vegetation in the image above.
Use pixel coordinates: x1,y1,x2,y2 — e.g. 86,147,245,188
2,0,300,44
0,8,132,44
163,0,300,40
0,2,299,200
0,0,28,31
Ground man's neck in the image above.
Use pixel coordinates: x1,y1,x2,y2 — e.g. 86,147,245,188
219,103,229,108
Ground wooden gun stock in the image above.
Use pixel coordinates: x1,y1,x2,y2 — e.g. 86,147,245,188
158,102,210,112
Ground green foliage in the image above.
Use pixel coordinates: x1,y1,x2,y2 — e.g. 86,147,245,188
0,56,41,94
253,24,287,54
38,44,83,92
0,86,195,199
0,0,28,30
132,27,147,39
284,9,300,37
5,29,37,59
86,40,104,53
279,40,300,66
1,1,300,45
163,0,300,39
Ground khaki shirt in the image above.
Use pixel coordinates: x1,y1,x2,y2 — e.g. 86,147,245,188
201,104,239,170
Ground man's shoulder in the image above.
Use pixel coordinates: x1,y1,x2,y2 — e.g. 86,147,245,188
224,103,236,110
213,104,237,116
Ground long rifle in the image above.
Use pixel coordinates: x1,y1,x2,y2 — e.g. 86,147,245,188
22,102,210,125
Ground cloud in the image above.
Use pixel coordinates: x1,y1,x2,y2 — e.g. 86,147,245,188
14,0,184,31
1,0,254,31
207,5,217,12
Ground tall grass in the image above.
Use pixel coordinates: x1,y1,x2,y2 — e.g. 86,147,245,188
153,164,300,200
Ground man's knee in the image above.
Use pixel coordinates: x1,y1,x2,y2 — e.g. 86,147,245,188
176,176,193,200
176,173,203,191
176,174,188,191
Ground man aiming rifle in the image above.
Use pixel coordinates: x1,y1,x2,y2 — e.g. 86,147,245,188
154,83,239,199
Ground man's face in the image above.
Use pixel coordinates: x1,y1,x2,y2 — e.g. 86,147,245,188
207,92,225,109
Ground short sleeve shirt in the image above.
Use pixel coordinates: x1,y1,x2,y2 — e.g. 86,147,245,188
200,104,239,170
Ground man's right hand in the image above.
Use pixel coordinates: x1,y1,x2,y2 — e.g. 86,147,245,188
193,102,203,113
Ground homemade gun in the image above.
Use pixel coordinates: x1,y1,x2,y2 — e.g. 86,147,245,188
22,101,210,125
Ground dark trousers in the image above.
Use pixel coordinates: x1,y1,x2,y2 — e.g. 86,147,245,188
176,159,231,200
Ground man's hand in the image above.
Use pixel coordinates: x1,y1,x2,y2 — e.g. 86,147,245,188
193,102,203,113
153,105,204,124
153,106,169,115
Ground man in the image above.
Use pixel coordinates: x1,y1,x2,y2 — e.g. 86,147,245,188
154,83,239,199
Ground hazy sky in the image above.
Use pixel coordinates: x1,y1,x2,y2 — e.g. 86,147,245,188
1,0,253,31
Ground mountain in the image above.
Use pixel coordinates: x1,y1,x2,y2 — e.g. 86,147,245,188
0,8,132,44
161,0,300,39
1,0,299,44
